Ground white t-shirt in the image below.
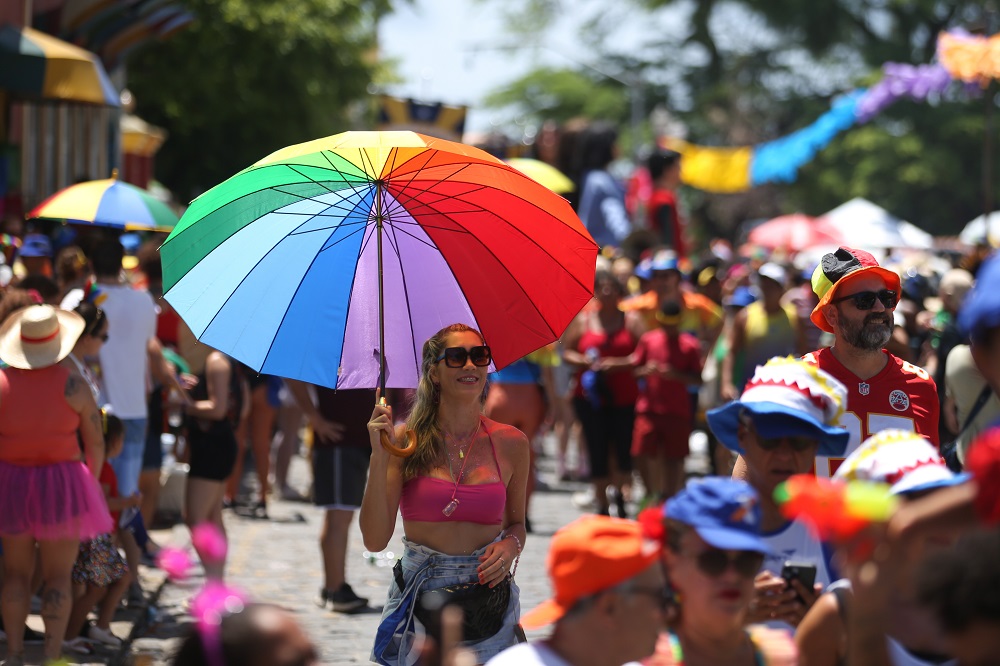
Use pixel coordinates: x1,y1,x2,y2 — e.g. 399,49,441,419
760,519,836,588
486,642,573,666
93,284,157,419
887,637,957,666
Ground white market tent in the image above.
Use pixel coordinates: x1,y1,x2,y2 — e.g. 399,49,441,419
959,211,1000,246
821,198,933,250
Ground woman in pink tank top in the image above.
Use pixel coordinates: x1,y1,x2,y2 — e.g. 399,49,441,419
362,324,530,665
0,304,112,663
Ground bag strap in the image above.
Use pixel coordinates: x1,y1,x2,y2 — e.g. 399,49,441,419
959,385,994,436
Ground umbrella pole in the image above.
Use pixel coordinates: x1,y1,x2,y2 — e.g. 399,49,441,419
376,180,386,398
375,179,416,457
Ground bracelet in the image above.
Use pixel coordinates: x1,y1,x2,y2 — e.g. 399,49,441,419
503,532,522,578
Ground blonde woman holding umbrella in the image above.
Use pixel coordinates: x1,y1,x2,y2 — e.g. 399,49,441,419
363,323,530,665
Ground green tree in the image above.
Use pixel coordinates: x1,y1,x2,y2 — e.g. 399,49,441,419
128,0,393,201
486,0,1000,239
484,66,629,126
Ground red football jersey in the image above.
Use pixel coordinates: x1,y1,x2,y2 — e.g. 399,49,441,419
803,347,940,477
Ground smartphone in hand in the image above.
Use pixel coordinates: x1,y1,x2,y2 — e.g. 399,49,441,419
780,561,817,604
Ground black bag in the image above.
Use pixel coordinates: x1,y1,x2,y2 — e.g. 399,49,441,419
394,560,511,642
941,385,993,473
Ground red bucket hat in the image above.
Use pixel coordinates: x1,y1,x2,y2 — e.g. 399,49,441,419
810,247,901,333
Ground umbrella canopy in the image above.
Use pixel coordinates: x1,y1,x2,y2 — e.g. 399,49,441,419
822,198,933,250
746,213,844,252
959,211,1000,247
28,172,178,232
0,24,118,106
161,131,597,391
505,157,575,194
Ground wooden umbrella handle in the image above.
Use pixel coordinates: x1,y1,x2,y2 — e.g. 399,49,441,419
380,429,417,457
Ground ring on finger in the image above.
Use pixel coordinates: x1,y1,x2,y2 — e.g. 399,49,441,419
499,557,505,568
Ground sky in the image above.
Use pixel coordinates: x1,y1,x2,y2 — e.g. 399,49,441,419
377,0,685,137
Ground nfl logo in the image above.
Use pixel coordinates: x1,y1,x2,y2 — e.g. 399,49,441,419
858,382,870,396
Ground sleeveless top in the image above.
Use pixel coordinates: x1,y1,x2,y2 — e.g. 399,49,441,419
0,364,81,466
573,315,639,406
185,358,244,436
400,420,506,524
741,301,798,389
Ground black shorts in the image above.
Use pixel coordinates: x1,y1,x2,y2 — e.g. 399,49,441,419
312,446,370,510
188,426,239,482
573,398,635,478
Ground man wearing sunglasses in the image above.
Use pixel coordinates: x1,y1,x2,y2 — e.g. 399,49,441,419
735,247,939,481
709,357,849,628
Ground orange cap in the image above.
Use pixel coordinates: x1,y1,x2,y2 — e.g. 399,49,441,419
520,515,661,629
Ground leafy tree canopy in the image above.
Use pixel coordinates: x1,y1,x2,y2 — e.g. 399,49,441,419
128,0,393,201
483,0,999,238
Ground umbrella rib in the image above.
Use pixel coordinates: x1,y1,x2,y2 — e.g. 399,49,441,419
188,184,374,374
255,187,378,376
379,210,424,383
383,187,559,342
384,181,594,301
386,159,595,247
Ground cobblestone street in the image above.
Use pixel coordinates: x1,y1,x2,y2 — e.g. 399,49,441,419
133,434,613,665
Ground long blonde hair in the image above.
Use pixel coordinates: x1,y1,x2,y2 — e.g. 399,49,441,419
401,323,487,481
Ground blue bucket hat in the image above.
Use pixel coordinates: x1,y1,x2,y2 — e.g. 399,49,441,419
959,251,1000,342
707,356,850,457
664,477,770,554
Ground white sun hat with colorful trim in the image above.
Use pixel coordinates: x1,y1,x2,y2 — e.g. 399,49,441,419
833,429,970,495
707,356,850,457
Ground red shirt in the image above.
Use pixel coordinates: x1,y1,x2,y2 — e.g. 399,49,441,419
633,329,703,416
803,347,940,477
100,461,120,525
646,189,686,259
574,326,639,407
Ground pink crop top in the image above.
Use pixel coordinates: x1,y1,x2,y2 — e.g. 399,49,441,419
400,421,507,525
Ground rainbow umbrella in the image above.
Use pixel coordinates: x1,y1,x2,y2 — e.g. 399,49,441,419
0,24,118,106
505,157,575,194
161,130,596,406
28,172,178,232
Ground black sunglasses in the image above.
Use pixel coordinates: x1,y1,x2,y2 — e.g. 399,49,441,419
435,345,491,368
757,435,816,453
831,289,897,311
693,548,764,578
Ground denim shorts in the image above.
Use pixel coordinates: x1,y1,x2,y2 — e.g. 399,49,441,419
372,537,520,665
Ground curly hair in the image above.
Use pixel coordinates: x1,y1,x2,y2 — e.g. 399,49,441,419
400,323,487,481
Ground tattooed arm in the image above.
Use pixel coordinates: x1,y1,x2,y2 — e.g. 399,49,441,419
62,364,105,476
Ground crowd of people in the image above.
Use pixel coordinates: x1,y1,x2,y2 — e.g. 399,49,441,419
1,122,1000,666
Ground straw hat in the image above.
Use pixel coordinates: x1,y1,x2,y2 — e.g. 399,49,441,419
0,305,85,370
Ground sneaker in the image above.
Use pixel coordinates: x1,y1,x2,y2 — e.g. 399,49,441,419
62,637,94,655
87,625,122,648
1,654,26,666
571,487,596,510
329,583,367,613
252,500,269,520
279,486,307,502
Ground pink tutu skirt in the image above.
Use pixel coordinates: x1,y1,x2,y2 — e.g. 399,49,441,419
0,460,112,541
